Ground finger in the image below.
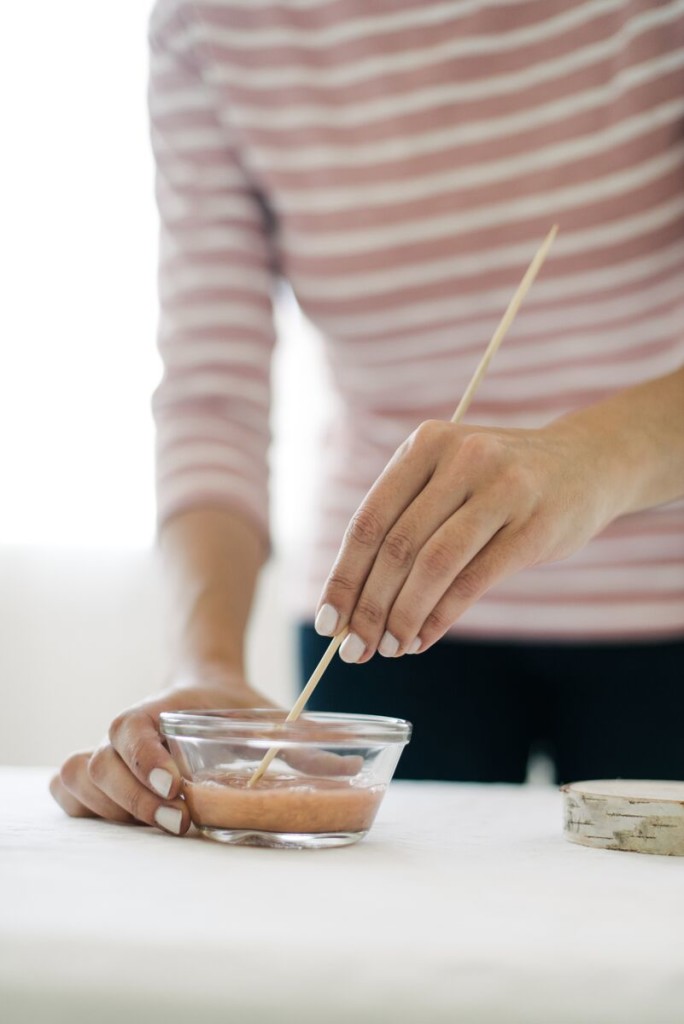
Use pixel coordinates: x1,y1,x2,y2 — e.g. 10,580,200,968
342,465,471,663
88,744,191,835
109,708,182,800
314,421,447,642
49,770,96,819
385,498,508,653
58,751,134,822
410,526,535,652
281,747,364,777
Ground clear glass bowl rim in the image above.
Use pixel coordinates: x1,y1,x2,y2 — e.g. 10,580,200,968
160,708,412,745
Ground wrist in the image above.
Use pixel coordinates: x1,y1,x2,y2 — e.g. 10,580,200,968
169,663,276,708
546,367,684,518
170,658,249,695
543,413,633,526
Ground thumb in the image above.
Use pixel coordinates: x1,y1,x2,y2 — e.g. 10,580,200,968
108,707,182,799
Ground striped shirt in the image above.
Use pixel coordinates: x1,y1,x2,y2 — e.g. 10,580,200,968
149,0,684,641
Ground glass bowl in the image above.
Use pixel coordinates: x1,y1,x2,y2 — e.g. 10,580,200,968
160,709,412,849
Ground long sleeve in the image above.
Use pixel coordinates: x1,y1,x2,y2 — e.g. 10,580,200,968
148,0,277,543
144,0,684,641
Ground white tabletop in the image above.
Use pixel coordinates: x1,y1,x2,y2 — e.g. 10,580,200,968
2,767,683,1024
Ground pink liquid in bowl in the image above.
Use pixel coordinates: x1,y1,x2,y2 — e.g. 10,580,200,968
183,770,385,835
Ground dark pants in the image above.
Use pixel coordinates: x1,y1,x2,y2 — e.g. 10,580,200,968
298,626,684,784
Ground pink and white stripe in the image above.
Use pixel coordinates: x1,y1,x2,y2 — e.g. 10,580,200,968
149,0,684,640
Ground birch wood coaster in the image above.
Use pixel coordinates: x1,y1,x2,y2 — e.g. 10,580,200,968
562,779,684,856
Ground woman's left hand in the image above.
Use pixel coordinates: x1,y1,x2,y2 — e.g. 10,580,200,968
314,418,623,662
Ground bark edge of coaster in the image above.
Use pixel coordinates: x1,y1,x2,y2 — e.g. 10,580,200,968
561,779,684,856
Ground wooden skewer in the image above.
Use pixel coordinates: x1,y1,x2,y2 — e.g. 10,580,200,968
247,225,558,787
450,224,558,424
247,627,349,786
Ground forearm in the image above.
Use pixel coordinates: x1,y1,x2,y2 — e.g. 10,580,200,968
552,365,684,520
53,505,272,831
159,505,268,684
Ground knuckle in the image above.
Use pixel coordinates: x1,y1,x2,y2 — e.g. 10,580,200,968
49,775,73,815
409,419,447,454
353,596,385,629
415,419,445,442
423,606,452,636
382,529,415,571
60,752,87,789
501,462,537,500
108,711,128,747
386,605,416,640
421,540,456,580
109,712,151,774
458,431,503,468
126,732,151,775
451,563,488,602
326,565,357,595
87,748,110,785
346,506,384,548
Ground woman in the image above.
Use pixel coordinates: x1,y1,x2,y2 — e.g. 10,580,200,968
51,0,684,835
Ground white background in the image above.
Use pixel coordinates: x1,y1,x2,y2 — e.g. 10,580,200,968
0,1,329,764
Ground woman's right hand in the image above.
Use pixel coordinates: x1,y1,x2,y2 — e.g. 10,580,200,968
49,667,277,836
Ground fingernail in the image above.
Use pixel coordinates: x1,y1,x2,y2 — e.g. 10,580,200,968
154,806,183,835
149,768,173,798
339,632,366,664
315,603,339,637
378,631,400,657
407,638,421,654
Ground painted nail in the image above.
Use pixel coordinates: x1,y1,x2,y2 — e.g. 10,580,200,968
407,638,422,654
154,806,183,835
315,603,339,637
149,768,173,798
378,631,400,657
339,632,366,664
